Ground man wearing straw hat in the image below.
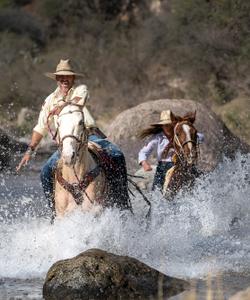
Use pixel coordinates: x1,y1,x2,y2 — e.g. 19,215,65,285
16,59,103,208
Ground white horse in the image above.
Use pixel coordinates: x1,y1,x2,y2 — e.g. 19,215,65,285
53,99,130,218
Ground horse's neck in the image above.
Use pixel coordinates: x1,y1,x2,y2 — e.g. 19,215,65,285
170,163,197,189
164,157,186,193
61,148,96,181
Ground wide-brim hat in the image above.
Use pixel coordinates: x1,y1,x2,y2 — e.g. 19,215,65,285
153,110,173,125
45,59,84,80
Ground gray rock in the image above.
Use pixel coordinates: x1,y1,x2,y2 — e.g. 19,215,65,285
43,248,188,300
107,99,249,172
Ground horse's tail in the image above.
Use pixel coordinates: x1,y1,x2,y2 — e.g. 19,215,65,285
127,175,151,219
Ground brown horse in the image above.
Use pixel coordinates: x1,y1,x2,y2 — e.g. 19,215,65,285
163,112,202,198
52,99,131,218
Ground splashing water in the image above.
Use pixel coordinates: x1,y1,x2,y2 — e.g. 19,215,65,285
0,153,249,281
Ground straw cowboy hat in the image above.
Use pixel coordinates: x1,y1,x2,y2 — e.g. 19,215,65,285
45,59,84,80
153,110,174,125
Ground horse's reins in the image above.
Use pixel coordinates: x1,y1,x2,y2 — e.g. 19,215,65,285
173,121,200,163
47,101,84,141
162,121,200,163
48,102,102,205
56,163,101,205
162,121,201,194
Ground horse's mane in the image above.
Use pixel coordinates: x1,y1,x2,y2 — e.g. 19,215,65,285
180,111,196,124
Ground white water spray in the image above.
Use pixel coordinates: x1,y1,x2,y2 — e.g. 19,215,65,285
0,153,249,280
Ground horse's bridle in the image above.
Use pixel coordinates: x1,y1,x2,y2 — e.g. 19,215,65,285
173,121,200,163
47,102,88,151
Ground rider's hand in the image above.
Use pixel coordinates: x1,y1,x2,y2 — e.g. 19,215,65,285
50,106,63,115
16,153,31,172
141,161,152,172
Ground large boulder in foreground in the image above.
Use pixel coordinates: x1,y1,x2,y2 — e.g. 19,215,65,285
107,99,249,172
43,248,188,300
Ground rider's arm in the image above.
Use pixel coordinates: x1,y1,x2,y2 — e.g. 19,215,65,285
138,136,158,171
29,130,44,149
83,106,96,128
72,84,89,106
72,85,96,129
33,96,52,137
16,130,43,172
16,96,52,172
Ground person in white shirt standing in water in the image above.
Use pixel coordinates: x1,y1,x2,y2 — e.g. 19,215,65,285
138,110,204,192
16,59,101,211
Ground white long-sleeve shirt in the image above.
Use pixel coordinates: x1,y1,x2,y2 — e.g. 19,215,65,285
33,84,95,136
138,132,204,164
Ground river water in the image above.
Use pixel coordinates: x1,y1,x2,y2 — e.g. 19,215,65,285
0,153,249,299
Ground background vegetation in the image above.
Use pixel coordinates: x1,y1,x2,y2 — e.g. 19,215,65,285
0,0,249,143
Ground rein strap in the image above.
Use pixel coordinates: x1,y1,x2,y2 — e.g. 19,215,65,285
79,165,101,190
56,164,101,205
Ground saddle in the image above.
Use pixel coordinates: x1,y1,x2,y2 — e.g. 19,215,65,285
88,141,130,209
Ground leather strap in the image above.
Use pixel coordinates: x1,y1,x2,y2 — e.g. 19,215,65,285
56,164,101,205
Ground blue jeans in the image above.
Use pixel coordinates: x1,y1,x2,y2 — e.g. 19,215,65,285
40,150,60,206
152,161,174,191
88,135,123,157
40,135,123,204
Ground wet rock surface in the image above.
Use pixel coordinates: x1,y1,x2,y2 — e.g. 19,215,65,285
43,248,188,300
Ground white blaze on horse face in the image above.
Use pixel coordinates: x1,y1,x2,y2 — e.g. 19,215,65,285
60,117,75,165
59,109,83,165
62,139,76,166
182,124,194,164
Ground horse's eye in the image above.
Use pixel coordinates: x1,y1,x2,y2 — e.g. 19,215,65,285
79,120,83,126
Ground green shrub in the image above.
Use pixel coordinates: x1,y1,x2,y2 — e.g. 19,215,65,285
0,0,14,8
0,9,46,45
0,0,31,8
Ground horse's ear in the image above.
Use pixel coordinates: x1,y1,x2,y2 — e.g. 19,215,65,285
188,111,196,124
170,111,181,124
183,111,196,124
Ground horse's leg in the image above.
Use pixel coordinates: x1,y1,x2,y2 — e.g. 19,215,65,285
54,182,77,218
163,166,175,195
82,178,104,214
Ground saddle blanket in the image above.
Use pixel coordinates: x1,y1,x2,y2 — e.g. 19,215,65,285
88,136,130,209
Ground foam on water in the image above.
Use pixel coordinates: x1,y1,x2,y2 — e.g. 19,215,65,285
0,153,249,280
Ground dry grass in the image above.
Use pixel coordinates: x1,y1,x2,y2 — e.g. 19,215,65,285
1,0,250,145
214,97,250,145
